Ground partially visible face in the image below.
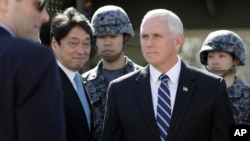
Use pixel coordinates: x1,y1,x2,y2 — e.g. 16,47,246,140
207,51,235,76
96,33,124,62
7,0,49,40
52,26,91,72
140,16,182,69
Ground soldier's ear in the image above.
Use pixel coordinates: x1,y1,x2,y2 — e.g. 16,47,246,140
124,34,129,42
233,57,240,66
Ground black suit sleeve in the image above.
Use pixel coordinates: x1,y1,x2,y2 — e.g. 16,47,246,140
211,79,235,141
102,82,124,141
15,46,66,141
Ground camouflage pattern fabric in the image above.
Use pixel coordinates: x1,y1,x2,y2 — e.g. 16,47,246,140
227,77,250,125
199,30,246,66
82,56,142,141
91,5,134,37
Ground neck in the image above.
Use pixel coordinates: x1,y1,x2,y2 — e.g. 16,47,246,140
154,56,178,74
102,56,125,70
223,73,235,88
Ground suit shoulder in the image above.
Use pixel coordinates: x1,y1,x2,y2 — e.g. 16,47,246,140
15,38,53,58
111,69,141,84
6,38,56,70
188,65,223,81
18,38,51,51
1,37,54,61
4,37,48,49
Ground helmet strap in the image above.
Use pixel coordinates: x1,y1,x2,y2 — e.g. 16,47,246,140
205,65,237,77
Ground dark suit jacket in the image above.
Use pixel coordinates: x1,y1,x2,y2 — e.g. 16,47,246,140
0,27,65,141
102,62,234,141
59,68,93,141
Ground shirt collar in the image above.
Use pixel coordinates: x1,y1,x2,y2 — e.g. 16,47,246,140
150,56,181,85
57,60,77,84
0,23,15,37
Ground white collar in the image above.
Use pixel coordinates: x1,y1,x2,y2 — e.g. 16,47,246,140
149,56,181,85
57,60,78,84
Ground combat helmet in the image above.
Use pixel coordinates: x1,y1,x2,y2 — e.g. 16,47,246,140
199,30,246,66
91,5,134,37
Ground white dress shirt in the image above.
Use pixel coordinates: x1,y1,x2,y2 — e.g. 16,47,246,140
149,57,181,118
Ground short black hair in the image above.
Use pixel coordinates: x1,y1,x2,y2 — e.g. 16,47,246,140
50,7,93,45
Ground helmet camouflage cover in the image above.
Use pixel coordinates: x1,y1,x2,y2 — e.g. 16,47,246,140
199,30,246,66
91,5,134,37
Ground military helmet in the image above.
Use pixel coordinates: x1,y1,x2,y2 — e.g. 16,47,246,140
199,30,246,66
91,5,134,37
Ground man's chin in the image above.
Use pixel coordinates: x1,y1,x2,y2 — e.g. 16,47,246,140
74,64,84,70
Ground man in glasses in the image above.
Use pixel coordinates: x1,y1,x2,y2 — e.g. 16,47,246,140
0,0,66,141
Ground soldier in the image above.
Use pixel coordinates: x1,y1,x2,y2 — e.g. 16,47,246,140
199,30,250,125
82,5,142,141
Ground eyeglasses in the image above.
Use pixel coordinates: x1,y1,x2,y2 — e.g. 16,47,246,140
36,0,47,12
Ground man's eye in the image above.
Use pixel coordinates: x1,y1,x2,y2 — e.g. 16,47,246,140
70,42,78,45
69,41,80,48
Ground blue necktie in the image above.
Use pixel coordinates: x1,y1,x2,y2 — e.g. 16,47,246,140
157,74,171,141
74,72,91,130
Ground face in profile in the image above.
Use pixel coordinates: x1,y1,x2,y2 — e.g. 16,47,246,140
6,0,49,40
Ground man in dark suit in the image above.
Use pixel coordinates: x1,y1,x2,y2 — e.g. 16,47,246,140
50,7,93,141
0,0,66,141
102,9,235,141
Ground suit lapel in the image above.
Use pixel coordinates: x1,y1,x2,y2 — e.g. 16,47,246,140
134,66,161,141
59,68,90,132
167,62,197,140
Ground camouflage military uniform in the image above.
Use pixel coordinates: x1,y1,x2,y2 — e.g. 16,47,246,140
228,77,250,125
199,30,250,125
86,5,141,140
82,56,142,141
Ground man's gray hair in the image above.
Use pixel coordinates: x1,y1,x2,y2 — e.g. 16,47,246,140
141,9,183,37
